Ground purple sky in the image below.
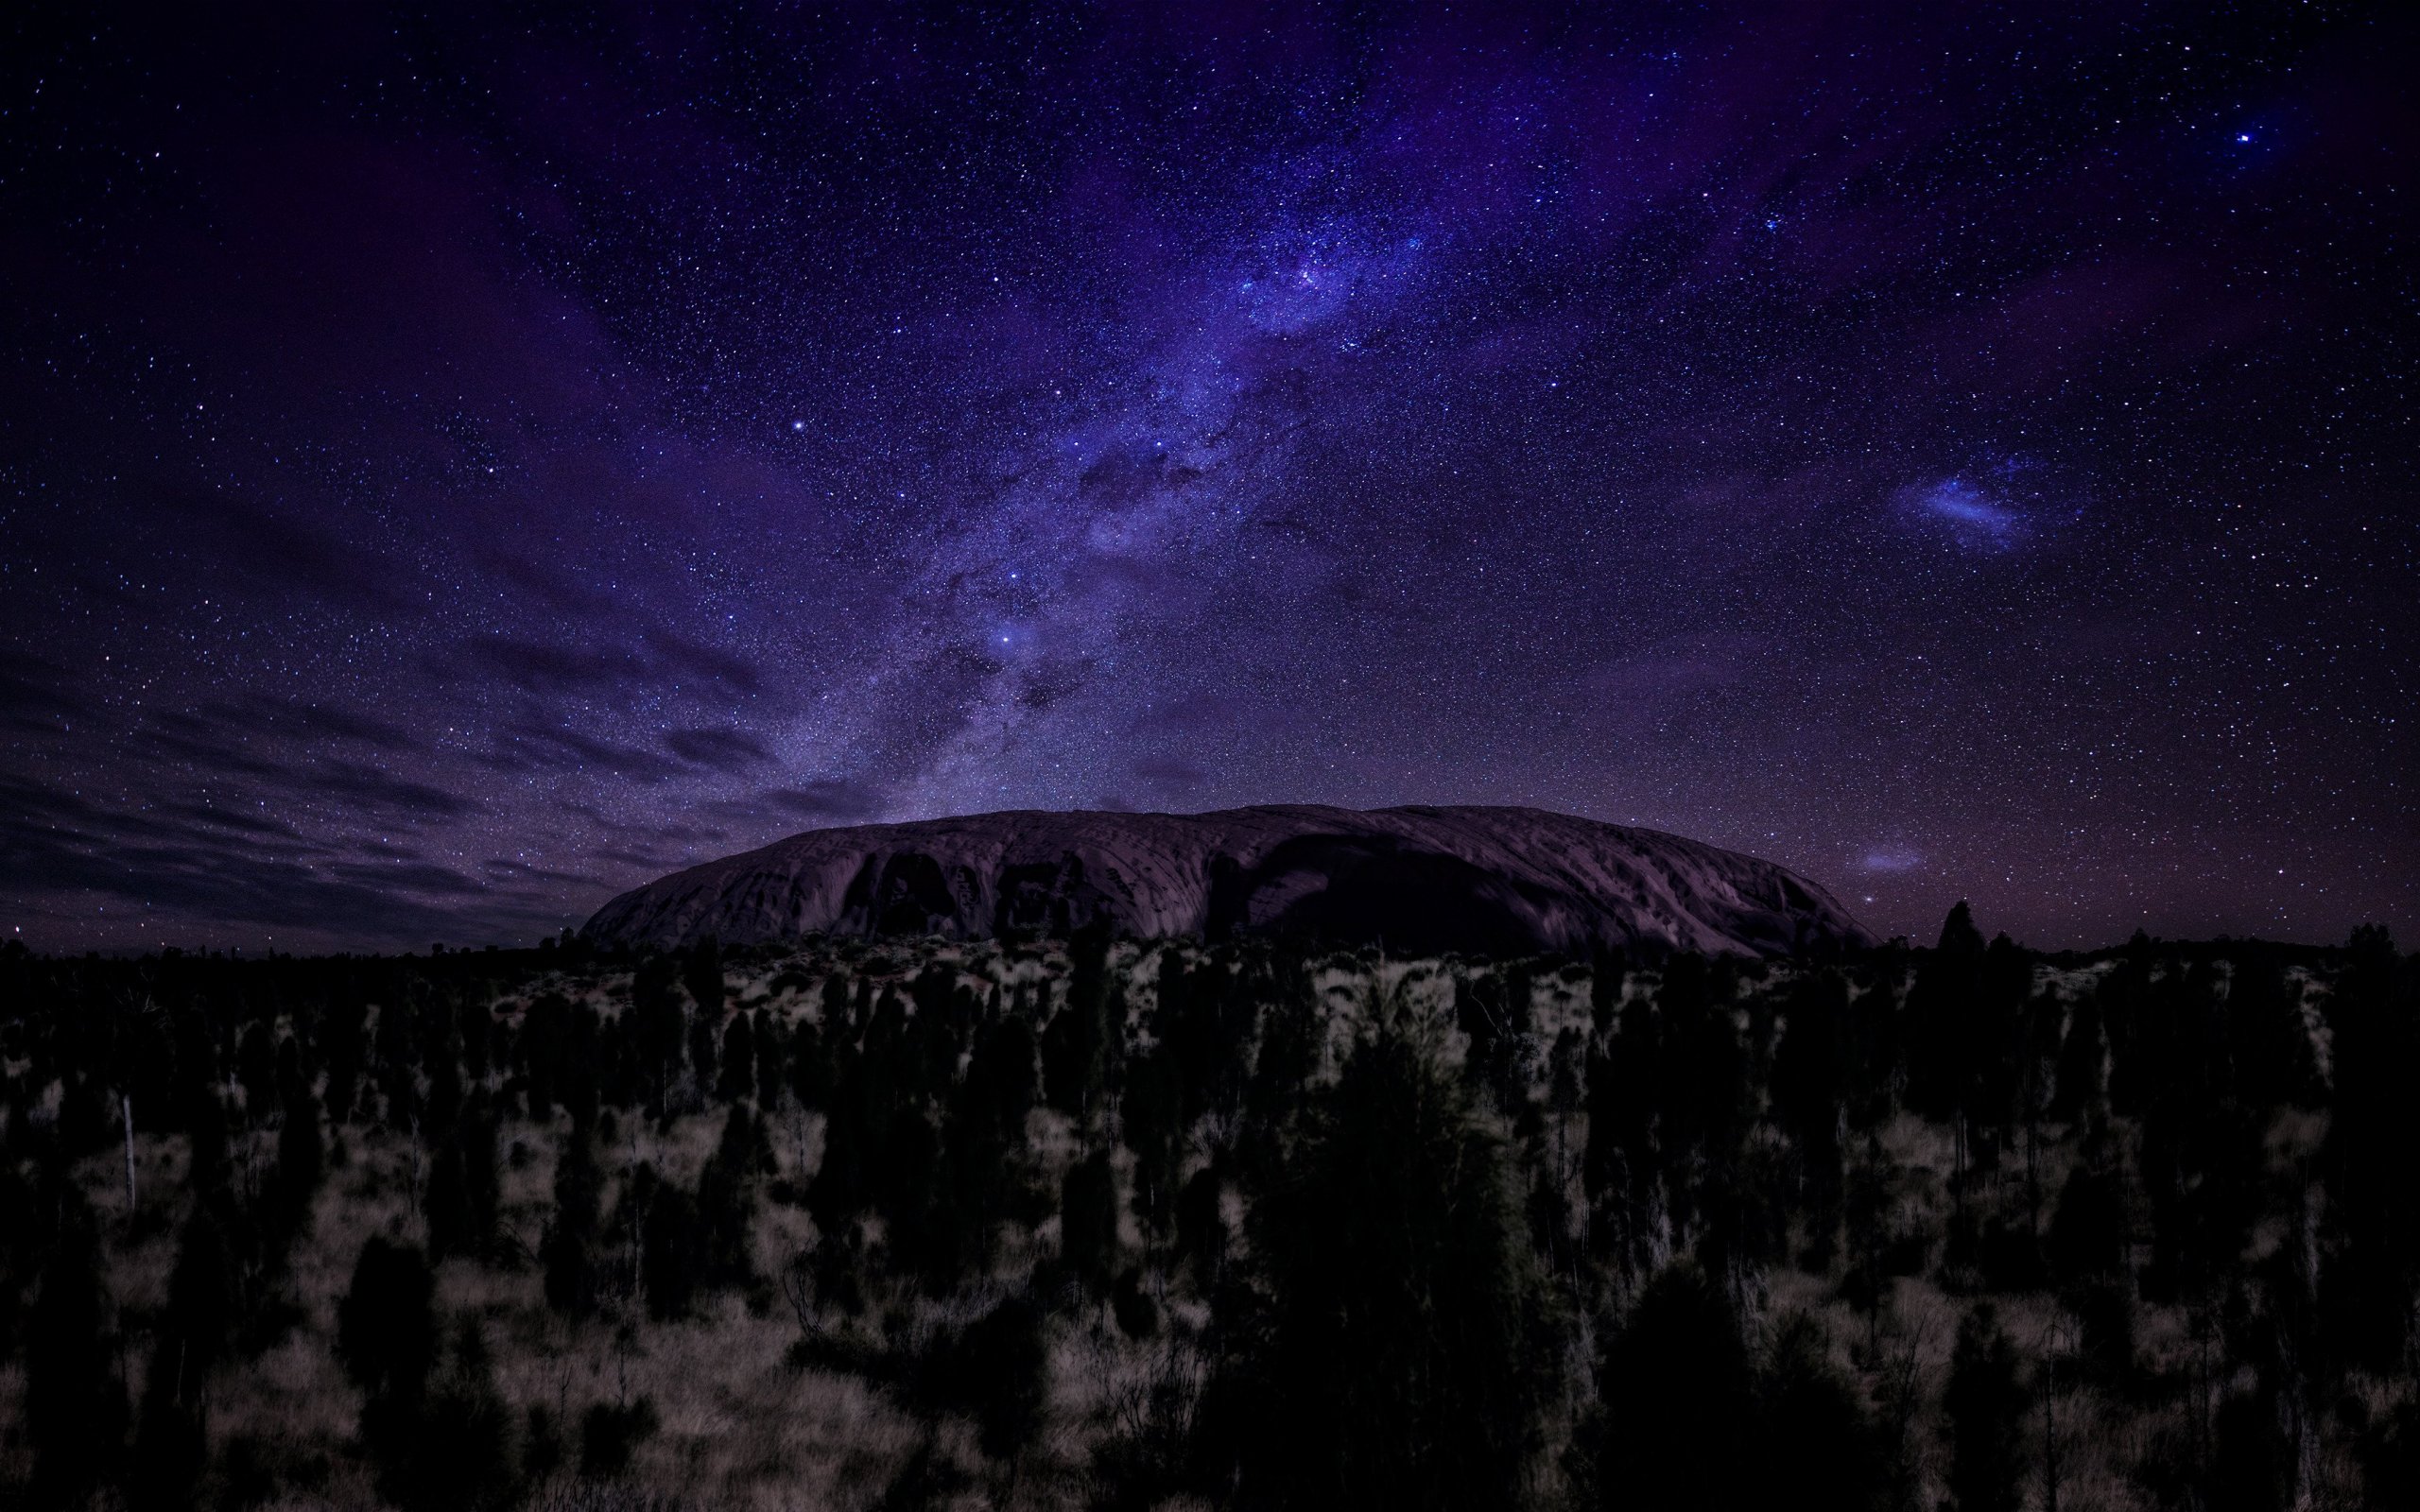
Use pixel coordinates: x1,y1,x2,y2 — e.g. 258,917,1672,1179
3,4,2413,953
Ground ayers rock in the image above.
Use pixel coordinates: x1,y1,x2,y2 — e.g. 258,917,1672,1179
582,804,1876,958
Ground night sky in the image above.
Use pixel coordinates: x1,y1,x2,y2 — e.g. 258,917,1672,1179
4,5,2413,954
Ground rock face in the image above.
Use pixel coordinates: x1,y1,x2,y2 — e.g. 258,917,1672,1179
581,804,1875,958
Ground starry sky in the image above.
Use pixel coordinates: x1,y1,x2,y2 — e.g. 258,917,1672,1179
3,4,2413,954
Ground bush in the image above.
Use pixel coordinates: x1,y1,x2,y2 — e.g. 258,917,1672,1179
26,1194,128,1510
581,1398,661,1478
1111,1266,1162,1340
1594,1262,1752,1507
1749,1313,1888,1510
543,1129,601,1318
337,1236,437,1401
956,1295,1049,1461
1227,1025,1544,1511
1945,1304,2028,1512
524,1402,564,1482
217,1433,276,1510
637,1169,704,1320
357,1318,522,1512
1061,1151,1118,1293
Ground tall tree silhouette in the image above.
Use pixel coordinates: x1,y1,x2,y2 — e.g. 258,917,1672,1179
25,1191,126,1511
1591,1261,1751,1511
2319,925,2418,1372
1945,1303,2028,1512
543,1125,602,1318
1226,1022,1543,1511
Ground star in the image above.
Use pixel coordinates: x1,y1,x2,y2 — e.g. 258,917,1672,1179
0,5,2402,953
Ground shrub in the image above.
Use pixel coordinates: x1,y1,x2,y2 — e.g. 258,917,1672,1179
337,1235,438,1401
956,1295,1049,1462
580,1398,661,1479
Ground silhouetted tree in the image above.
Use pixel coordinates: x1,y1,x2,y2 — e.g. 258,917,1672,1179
1582,992,1657,1275
717,1010,756,1103
1591,1261,1751,1510
185,1084,233,1202
1945,1303,2028,1512
560,1001,602,1132
26,1192,127,1511
1124,1042,1185,1244
1175,1160,1229,1287
269,1072,325,1240
2320,925,2419,1372
1044,921,1119,1125
787,1012,828,1110
637,1166,703,1320
2047,1164,2125,1288
685,936,726,1020
384,1317,522,1512
699,1104,761,1288
1905,902,1987,1122
1773,970,1852,1270
323,988,367,1125
630,955,687,1107
543,1125,601,1318
235,1022,279,1121
1748,1312,1889,1511
426,1103,500,1263
130,1211,234,1510
752,1008,786,1109
580,1398,660,1478
338,1234,441,1495
1225,1022,1543,1511
2211,1388,2293,1512
2050,990,2107,1125
1660,954,1748,1247
1061,1150,1118,1294
958,1294,1049,1463
337,1235,439,1403
1242,967,1320,1157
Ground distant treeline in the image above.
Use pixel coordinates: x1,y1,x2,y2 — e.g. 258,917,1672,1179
0,914,2415,1510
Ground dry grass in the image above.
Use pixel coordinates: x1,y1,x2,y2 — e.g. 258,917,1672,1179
7,945,2369,1510
60,1112,972,1511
